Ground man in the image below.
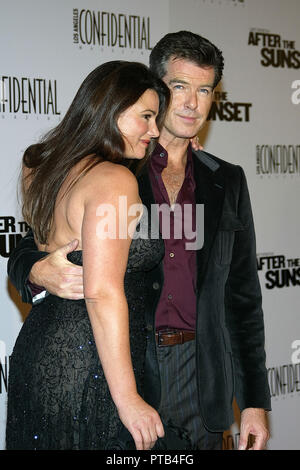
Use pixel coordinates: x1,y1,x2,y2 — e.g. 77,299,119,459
8,31,271,450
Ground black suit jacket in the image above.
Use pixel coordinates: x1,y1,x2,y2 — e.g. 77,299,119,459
137,150,271,431
7,150,271,432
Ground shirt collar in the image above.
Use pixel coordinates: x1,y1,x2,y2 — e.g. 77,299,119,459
149,143,195,189
149,142,168,174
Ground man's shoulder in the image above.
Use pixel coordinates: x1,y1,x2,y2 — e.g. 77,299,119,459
192,149,241,175
193,150,243,180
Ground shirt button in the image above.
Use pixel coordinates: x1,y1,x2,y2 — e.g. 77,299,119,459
169,252,175,258
167,294,173,300
152,282,160,290
159,152,165,158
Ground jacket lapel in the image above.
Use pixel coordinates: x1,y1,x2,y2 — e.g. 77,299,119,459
192,151,225,291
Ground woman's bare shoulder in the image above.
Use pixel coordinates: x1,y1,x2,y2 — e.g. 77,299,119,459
91,160,136,179
83,160,138,196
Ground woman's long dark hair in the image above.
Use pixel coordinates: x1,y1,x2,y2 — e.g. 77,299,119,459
22,61,170,244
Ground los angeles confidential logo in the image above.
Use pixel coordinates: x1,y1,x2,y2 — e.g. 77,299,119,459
256,144,300,176
0,76,60,116
268,362,300,399
72,8,152,50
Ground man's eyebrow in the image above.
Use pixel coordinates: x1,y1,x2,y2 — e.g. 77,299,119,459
168,78,188,85
168,78,213,88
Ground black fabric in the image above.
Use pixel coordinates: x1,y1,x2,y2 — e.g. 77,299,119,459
156,340,223,450
6,227,165,450
107,421,192,450
7,228,47,304
140,150,271,432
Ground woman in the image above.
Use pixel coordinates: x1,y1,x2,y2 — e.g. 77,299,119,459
6,61,170,450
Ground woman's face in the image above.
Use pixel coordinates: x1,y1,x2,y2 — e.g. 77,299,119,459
117,89,160,159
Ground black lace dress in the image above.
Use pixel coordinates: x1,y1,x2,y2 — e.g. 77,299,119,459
6,219,164,450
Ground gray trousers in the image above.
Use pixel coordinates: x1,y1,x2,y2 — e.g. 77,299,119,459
156,339,223,450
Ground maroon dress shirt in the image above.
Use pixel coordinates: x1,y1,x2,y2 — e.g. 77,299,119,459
148,144,197,332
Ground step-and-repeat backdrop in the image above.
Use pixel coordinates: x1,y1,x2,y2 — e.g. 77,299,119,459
0,0,299,450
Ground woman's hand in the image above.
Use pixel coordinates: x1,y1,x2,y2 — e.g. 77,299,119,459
190,135,203,151
118,394,165,450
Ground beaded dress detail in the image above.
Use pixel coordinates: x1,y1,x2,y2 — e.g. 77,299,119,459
6,214,164,450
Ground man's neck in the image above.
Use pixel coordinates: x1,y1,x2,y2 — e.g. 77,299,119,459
158,132,190,170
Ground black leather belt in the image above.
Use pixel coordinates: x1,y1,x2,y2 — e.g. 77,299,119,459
155,329,196,347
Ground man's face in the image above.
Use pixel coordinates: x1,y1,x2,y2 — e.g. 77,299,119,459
161,57,215,141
